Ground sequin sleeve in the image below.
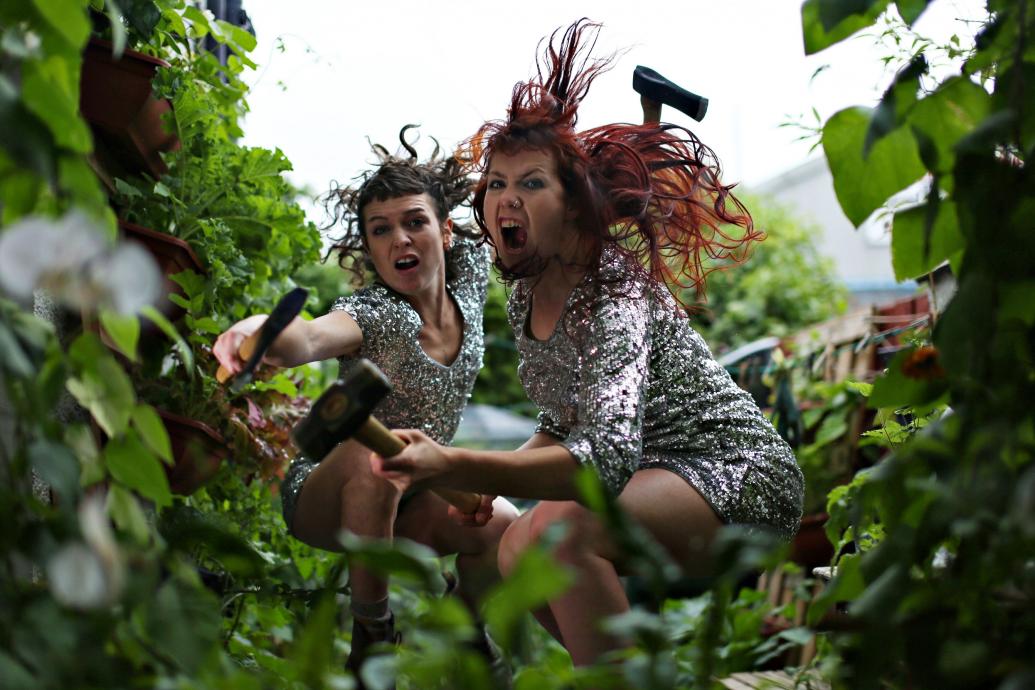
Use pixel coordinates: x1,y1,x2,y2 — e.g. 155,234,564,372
329,286,400,354
562,291,651,495
535,410,568,439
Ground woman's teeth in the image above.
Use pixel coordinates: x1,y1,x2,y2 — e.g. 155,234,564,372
395,257,419,270
501,223,527,250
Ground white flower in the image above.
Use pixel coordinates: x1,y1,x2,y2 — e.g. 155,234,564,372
46,494,125,610
0,212,161,315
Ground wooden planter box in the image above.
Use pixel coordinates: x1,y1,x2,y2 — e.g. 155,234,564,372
80,38,179,179
119,219,204,323
158,409,228,495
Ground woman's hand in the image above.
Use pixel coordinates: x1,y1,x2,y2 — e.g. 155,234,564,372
448,493,496,527
212,314,268,376
369,428,452,489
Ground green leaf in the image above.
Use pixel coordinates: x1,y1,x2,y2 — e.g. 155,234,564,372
897,0,935,23
102,0,128,57
0,650,38,690
998,281,1035,326
29,0,91,48
868,347,948,409
106,483,151,544
483,546,574,653
21,58,93,153
99,309,140,362
66,334,136,437
65,424,103,486
141,305,193,370
801,0,890,55
908,77,991,174
865,56,927,155
892,200,963,280
132,404,173,465
336,532,441,590
28,439,80,502
823,107,926,226
104,429,172,507
0,319,34,378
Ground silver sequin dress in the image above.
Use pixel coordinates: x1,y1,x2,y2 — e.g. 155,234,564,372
281,236,490,528
510,247,804,538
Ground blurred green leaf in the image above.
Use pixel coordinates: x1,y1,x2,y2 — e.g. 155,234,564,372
801,0,889,55
908,77,991,174
106,483,151,544
891,200,963,281
20,57,92,153
104,429,172,507
66,334,136,437
337,531,441,590
484,546,574,654
823,107,926,227
29,0,90,48
132,403,173,465
28,439,80,502
868,348,948,409
100,309,140,363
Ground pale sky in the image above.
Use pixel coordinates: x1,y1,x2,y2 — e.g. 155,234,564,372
238,0,984,225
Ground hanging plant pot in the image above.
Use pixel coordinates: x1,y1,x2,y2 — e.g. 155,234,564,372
158,409,228,495
80,38,179,179
790,512,835,571
119,219,204,323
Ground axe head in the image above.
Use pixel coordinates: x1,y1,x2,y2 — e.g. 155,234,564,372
633,65,709,122
291,358,392,461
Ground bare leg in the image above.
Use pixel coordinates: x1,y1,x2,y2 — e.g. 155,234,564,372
497,510,566,644
289,439,403,605
394,491,519,611
501,468,722,666
291,444,518,611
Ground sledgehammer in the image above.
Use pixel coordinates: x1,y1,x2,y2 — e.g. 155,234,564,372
633,65,709,124
292,358,483,514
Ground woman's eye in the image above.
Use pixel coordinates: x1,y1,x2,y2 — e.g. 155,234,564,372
407,218,427,228
523,178,544,190
370,225,388,236
487,179,504,190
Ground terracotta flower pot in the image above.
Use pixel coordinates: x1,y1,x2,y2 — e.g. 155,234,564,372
80,38,179,179
119,219,204,323
790,512,835,571
158,409,228,495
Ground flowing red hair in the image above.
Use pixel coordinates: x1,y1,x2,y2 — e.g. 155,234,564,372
460,19,761,305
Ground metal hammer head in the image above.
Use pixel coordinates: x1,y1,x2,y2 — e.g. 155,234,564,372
633,65,708,123
291,358,391,461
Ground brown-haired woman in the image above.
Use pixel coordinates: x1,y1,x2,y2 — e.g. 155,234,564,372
213,128,517,680
372,23,804,666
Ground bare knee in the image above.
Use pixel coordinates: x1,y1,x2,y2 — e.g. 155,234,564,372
498,501,596,575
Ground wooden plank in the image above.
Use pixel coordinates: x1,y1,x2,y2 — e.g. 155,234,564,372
718,670,831,690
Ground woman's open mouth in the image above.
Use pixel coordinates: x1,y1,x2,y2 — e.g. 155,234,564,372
394,255,420,272
500,220,527,251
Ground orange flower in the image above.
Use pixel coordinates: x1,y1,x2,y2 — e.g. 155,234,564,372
902,346,945,380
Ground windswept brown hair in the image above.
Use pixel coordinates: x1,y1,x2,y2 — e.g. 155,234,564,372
461,19,761,305
324,125,476,286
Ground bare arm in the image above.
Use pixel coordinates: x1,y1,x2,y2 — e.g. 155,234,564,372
380,429,583,502
212,310,362,375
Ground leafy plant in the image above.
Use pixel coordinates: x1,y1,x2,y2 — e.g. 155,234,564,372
692,193,849,354
800,1,1035,688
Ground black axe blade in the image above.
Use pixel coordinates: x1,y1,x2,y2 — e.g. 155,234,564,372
633,65,709,122
231,287,309,392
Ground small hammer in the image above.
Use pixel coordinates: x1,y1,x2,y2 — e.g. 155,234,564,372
292,358,483,514
633,65,709,124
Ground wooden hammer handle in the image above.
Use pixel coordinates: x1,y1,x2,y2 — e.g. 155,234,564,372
215,329,262,383
355,417,483,514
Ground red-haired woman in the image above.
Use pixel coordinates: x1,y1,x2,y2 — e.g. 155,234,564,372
373,21,804,665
